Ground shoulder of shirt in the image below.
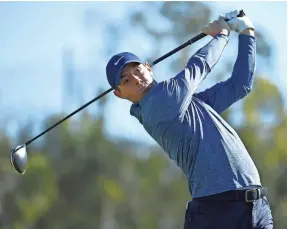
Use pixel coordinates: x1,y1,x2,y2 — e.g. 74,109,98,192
129,79,173,123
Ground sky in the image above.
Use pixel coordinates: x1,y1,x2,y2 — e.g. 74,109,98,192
0,1,287,147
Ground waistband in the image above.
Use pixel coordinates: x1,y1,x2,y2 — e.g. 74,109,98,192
192,186,267,203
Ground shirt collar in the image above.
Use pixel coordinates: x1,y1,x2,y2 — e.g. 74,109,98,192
130,80,158,123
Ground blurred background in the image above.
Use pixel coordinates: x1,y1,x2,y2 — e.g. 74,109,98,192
0,1,286,229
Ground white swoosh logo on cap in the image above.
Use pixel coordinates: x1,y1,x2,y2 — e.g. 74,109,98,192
114,56,124,65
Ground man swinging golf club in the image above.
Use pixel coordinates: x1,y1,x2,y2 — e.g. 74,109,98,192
106,10,273,229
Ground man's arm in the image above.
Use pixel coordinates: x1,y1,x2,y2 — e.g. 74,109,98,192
179,19,230,95
148,18,231,121
241,27,255,36
194,27,256,114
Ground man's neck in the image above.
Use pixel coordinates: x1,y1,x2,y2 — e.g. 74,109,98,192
133,79,157,104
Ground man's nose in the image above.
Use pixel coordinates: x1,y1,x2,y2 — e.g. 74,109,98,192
133,75,141,85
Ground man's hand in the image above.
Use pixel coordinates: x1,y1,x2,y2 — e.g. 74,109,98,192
202,19,231,37
224,10,255,34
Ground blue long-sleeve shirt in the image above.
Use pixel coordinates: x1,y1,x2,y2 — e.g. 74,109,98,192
130,33,261,198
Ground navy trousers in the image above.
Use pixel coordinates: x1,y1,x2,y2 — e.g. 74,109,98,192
183,193,273,229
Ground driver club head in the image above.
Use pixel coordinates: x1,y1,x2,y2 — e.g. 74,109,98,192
10,144,28,175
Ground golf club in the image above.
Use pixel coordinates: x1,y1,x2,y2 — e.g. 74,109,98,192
10,10,245,175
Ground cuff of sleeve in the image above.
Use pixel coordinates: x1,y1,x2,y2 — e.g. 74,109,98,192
239,33,257,41
215,33,229,42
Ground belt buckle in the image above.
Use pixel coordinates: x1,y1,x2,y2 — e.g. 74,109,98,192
245,188,259,203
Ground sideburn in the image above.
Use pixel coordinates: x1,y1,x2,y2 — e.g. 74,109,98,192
144,62,152,74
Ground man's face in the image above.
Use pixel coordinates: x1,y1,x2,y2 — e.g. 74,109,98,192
114,62,153,102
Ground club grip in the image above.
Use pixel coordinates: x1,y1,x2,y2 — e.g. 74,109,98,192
151,10,246,67
238,10,246,17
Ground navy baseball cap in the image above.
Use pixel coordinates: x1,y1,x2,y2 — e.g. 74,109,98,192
106,52,144,89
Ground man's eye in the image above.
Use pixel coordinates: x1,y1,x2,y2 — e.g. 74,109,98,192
123,78,129,84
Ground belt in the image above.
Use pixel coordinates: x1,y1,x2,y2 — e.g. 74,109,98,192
194,187,267,203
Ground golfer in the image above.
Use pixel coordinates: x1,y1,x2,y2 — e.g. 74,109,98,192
106,11,273,228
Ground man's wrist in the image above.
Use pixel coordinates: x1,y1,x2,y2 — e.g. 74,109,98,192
214,33,229,43
240,28,255,37
217,29,230,37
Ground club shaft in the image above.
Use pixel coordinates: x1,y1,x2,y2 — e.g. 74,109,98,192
24,7,246,147
152,33,207,66
25,88,113,146
151,10,245,66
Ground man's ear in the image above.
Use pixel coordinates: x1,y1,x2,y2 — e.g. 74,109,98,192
144,62,153,76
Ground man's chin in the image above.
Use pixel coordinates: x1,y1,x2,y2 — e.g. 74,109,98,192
142,83,153,93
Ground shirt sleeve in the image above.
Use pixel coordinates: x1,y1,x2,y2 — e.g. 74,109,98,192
194,34,256,114
183,33,229,94
154,34,229,120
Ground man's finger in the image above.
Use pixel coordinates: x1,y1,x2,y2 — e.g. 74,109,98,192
202,26,208,32
218,18,226,22
207,22,213,28
225,12,232,20
230,10,238,18
218,15,225,20
202,25,211,35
